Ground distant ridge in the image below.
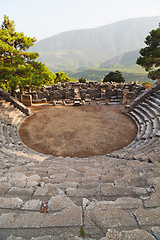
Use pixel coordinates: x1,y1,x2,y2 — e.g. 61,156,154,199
100,49,140,68
30,16,160,72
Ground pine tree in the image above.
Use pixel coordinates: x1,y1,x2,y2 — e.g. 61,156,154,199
0,15,55,96
136,23,160,81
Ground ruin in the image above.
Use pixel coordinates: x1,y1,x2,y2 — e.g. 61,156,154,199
0,81,159,240
16,81,146,106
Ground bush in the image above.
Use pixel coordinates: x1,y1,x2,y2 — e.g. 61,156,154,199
79,77,86,83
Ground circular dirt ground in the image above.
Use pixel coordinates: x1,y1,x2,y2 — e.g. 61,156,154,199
20,104,137,158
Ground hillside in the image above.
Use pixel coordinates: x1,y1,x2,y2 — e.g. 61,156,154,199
69,69,150,83
100,49,140,68
31,16,160,72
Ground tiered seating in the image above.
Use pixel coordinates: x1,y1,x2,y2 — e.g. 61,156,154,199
108,81,160,163
0,100,46,162
0,83,160,240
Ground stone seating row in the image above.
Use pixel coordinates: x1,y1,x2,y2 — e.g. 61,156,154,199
108,86,160,162
0,153,159,239
0,100,47,163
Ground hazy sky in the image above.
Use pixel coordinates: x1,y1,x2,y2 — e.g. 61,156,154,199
0,0,160,40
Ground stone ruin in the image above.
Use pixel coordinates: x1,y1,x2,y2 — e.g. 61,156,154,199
16,81,146,106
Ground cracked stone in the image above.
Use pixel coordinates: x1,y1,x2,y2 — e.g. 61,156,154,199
86,207,137,230
0,206,81,228
103,229,156,240
0,197,23,209
151,226,160,240
7,187,33,197
34,184,62,196
144,192,160,208
28,174,41,182
0,182,11,194
134,207,160,226
23,199,42,211
6,236,23,240
48,195,76,211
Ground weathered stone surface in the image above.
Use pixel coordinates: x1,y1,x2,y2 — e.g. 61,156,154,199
101,185,146,197
0,182,11,194
86,197,142,211
7,187,33,197
28,174,41,182
48,195,76,211
144,192,160,208
101,172,121,183
67,187,99,197
49,173,66,183
103,229,156,240
34,184,61,196
0,206,81,228
31,234,82,240
86,207,137,230
134,207,160,226
0,197,23,209
26,180,38,188
151,226,160,240
114,197,142,209
23,199,42,211
6,236,23,240
11,178,26,188
81,176,99,183
31,237,52,240
148,177,160,185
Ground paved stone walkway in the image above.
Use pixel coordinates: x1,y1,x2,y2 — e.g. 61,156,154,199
0,83,160,239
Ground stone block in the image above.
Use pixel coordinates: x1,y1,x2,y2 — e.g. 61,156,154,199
85,207,137,231
67,187,99,197
7,236,23,240
48,195,76,211
101,185,146,198
151,226,160,240
0,206,81,228
86,197,142,211
134,207,160,226
0,197,23,209
7,187,33,197
34,184,61,196
28,174,41,182
104,229,156,240
144,192,160,208
23,199,42,211
22,94,32,106
0,182,11,195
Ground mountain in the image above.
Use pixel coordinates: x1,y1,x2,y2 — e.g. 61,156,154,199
100,49,140,68
30,16,160,72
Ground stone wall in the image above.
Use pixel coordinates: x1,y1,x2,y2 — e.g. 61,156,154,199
0,88,31,116
27,82,145,104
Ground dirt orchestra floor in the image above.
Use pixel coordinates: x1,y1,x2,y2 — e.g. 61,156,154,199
19,104,137,158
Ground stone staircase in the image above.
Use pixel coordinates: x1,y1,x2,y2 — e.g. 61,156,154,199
0,83,160,240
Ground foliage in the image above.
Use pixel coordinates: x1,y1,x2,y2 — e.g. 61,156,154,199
136,23,160,80
80,227,86,238
0,15,55,95
103,70,125,83
78,77,86,83
54,71,71,83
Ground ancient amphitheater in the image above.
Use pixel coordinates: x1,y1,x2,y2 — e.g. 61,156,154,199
0,81,160,240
